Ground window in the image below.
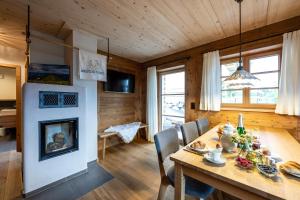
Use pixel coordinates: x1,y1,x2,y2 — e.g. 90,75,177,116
221,61,243,104
221,50,281,109
159,69,185,130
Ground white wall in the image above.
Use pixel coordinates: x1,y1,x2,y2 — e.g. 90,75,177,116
0,67,16,100
65,30,98,162
23,83,87,193
0,45,26,84
30,31,65,65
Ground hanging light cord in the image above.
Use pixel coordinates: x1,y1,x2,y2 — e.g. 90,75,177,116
25,1,31,56
237,0,243,70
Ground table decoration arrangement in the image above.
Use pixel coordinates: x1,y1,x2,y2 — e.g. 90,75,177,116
214,114,287,178
186,113,300,180
174,121,300,200
228,121,280,177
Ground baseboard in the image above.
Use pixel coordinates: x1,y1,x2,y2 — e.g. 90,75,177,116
23,168,88,198
87,159,98,166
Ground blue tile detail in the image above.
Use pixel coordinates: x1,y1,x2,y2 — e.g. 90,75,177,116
39,91,78,108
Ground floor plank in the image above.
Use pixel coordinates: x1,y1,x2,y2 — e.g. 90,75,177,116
81,141,191,200
0,150,22,200
0,141,204,200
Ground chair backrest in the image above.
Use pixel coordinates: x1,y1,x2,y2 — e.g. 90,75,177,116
180,121,199,145
154,128,179,177
196,118,209,135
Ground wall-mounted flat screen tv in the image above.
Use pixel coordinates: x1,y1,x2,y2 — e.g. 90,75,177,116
28,63,71,85
104,69,135,93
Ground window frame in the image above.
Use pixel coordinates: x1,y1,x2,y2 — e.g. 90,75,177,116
221,49,281,111
158,67,185,131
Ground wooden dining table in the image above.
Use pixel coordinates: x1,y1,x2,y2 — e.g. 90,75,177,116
170,125,300,200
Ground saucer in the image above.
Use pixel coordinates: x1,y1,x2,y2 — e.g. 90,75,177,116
204,154,226,165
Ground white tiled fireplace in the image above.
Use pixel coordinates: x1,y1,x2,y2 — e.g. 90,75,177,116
22,83,87,194
22,29,100,195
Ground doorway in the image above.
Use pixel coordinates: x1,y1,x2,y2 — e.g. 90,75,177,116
159,68,185,131
0,64,21,152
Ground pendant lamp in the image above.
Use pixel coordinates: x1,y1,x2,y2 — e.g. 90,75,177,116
223,0,259,89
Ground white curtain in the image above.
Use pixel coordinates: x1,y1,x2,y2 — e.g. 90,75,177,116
200,50,221,111
146,66,158,142
275,30,300,116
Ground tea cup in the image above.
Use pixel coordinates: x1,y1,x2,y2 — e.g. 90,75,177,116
209,148,222,161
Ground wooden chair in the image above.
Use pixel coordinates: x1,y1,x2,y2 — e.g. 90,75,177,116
154,128,214,200
196,118,209,136
180,121,199,145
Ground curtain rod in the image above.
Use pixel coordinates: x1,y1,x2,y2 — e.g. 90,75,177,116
155,56,191,67
145,33,283,67
217,33,283,52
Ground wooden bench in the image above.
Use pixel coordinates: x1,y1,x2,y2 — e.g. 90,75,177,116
98,123,148,160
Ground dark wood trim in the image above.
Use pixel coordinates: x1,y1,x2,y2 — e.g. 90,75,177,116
155,57,190,69
220,36,282,58
143,15,300,67
0,63,22,152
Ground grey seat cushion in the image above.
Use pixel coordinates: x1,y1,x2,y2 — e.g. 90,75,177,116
167,166,214,199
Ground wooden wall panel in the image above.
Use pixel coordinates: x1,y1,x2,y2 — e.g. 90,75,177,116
97,51,144,150
198,111,299,141
97,51,143,132
143,16,300,142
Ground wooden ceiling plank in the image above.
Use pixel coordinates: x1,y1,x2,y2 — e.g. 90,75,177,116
143,15,300,67
180,0,224,43
209,0,238,37
0,0,300,62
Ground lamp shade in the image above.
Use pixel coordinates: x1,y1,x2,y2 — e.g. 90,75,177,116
223,66,260,89
223,0,260,90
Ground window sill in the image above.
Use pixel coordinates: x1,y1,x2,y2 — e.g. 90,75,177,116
221,107,275,113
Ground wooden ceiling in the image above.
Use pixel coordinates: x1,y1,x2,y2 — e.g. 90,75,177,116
0,0,300,62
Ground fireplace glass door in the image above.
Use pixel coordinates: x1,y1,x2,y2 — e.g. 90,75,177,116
39,118,78,161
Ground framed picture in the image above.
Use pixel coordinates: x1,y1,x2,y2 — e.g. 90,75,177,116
28,63,71,85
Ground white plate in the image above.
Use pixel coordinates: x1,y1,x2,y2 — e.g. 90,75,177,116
188,145,209,154
204,154,226,165
288,172,300,178
280,167,300,178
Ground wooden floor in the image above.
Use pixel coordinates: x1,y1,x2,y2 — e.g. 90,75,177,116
81,141,165,200
0,150,22,200
0,141,216,200
0,141,173,200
